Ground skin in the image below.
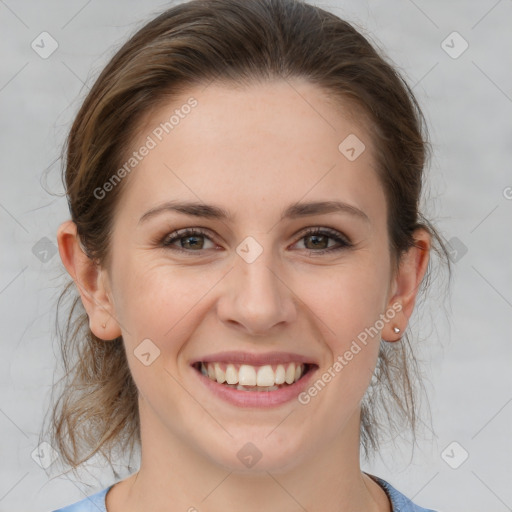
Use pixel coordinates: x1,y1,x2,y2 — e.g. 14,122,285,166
57,78,430,512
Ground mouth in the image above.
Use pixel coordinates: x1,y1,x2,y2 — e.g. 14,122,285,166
190,351,319,407
191,361,317,392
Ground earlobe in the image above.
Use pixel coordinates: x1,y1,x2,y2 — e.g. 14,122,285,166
382,228,431,342
56,220,121,341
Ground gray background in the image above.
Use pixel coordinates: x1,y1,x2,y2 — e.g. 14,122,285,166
1,0,511,511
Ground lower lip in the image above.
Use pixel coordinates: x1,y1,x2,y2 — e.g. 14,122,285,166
192,365,318,408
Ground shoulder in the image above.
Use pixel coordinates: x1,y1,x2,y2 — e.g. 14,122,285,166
365,472,438,512
51,485,113,512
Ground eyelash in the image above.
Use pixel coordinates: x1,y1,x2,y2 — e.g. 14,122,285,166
159,227,353,255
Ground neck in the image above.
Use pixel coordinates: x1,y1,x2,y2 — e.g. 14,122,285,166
107,399,390,512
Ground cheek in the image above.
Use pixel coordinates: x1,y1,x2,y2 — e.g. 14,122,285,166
305,259,390,341
112,259,212,400
299,257,390,393
114,247,391,348
112,254,224,351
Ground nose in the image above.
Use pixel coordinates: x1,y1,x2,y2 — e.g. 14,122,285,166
216,243,297,336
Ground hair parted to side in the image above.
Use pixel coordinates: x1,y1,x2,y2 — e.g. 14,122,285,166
42,0,451,475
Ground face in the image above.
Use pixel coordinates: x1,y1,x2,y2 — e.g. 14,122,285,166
94,79,402,472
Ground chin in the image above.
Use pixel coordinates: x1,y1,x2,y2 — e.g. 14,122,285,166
204,432,309,474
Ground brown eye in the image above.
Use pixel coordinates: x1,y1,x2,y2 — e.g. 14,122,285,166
162,228,215,252
159,226,352,256
296,228,352,254
304,233,329,250
178,234,205,250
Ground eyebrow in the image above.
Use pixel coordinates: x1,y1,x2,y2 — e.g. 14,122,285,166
138,199,370,225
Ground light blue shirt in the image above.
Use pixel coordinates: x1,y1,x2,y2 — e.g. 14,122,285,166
51,473,438,511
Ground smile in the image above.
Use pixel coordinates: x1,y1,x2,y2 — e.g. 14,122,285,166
191,355,318,407
194,361,312,391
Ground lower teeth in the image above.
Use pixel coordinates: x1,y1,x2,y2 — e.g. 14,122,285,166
226,383,280,392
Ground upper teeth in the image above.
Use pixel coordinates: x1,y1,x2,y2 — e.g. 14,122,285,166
200,362,305,386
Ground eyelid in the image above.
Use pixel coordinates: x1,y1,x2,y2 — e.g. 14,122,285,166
160,227,217,249
292,226,352,254
297,226,352,244
158,225,353,254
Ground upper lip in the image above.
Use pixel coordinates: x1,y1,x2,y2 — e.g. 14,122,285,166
192,351,318,366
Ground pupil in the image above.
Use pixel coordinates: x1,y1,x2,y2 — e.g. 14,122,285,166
184,236,202,249
309,234,326,249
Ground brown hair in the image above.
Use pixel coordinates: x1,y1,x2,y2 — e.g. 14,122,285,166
42,0,450,476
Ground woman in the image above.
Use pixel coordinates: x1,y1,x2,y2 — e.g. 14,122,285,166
46,0,449,510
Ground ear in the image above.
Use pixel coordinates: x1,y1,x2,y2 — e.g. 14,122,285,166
382,228,431,342
56,220,122,341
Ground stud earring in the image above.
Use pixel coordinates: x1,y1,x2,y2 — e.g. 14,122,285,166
393,326,401,334
102,322,107,329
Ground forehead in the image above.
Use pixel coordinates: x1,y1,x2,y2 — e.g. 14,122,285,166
116,79,385,225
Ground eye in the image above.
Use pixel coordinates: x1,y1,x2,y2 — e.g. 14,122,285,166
161,228,217,252
159,226,352,256
293,227,352,255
